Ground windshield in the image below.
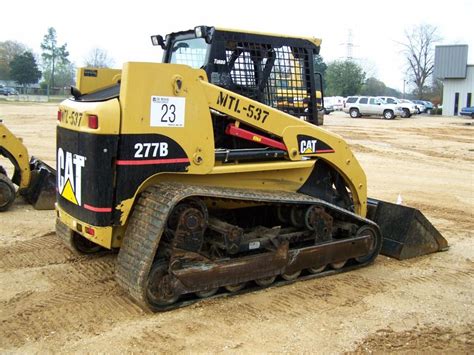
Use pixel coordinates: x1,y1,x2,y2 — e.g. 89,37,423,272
169,38,209,69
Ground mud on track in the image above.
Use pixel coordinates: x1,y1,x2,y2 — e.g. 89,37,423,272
0,105,473,353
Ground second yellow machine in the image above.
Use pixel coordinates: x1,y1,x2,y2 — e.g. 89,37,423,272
56,26,447,311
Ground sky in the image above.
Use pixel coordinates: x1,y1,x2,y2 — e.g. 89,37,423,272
1,0,473,91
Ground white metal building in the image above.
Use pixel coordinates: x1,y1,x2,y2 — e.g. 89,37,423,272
434,45,474,116
442,65,474,116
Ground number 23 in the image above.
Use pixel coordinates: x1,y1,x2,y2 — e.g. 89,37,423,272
161,104,176,123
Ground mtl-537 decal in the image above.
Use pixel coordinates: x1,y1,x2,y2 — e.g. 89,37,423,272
217,91,270,124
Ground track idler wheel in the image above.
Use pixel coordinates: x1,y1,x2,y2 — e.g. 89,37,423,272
147,260,180,307
0,173,16,212
354,225,380,263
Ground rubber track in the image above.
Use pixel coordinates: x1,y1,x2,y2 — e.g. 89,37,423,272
56,219,78,254
116,183,381,312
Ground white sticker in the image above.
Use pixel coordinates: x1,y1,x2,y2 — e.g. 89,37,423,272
150,96,185,127
248,241,260,250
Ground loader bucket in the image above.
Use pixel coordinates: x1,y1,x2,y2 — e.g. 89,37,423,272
20,157,56,210
367,198,448,260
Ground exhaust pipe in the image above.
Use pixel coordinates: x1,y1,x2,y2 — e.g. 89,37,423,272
367,198,448,260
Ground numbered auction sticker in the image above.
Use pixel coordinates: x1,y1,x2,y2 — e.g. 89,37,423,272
150,96,185,127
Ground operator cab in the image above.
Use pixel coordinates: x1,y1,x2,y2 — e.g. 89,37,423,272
152,26,324,126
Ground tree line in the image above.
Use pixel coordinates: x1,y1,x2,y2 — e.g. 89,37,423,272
0,27,113,94
315,58,403,98
1,24,441,101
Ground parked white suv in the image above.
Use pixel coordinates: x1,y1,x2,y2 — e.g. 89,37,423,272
378,97,418,118
343,96,403,119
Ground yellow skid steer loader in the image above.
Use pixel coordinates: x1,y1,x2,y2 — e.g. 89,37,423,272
54,26,447,311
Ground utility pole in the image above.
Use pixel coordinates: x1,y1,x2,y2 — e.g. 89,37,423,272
346,30,354,60
340,29,358,61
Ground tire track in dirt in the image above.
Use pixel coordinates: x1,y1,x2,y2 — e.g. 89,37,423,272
334,124,474,163
128,328,184,352
350,258,474,313
0,232,75,270
209,271,387,327
352,139,473,163
1,233,471,350
348,324,474,353
0,253,144,350
410,202,474,230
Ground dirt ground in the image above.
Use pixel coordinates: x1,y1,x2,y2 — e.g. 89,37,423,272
0,103,473,353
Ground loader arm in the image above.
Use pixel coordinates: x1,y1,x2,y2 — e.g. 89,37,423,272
0,122,31,189
200,81,368,217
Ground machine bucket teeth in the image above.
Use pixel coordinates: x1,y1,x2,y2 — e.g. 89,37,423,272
20,157,56,210
367,199,448,260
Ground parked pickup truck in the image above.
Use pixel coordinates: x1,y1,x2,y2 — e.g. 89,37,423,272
343,96,403,119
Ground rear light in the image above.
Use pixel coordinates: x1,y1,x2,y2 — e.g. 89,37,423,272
88,115,99,129
57,110,62,121
85,226,95,236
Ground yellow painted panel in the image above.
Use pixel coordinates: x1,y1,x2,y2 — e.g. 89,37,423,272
119,62,215,174
58,98,121,135
76,67,121,95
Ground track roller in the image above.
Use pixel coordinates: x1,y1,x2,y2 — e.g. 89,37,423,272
255,276,277,287
225,283,246,292
330,261,346,270
195,288,219,298
308,265,326,274
282,270,301,281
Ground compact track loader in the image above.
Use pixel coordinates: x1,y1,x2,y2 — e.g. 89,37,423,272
55,26,447,312
0,121,56,211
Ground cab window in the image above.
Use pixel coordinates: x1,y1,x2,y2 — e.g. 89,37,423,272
169,38,209,69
